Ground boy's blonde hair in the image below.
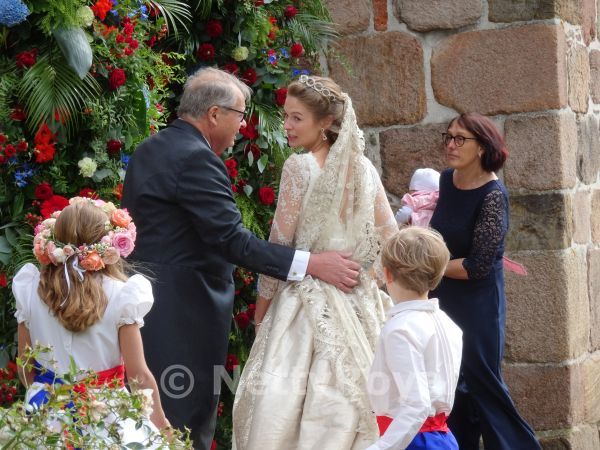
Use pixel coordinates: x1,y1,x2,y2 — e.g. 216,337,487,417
381,227,450,295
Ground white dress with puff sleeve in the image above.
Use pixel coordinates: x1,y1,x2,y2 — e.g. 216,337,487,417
12,263,158,446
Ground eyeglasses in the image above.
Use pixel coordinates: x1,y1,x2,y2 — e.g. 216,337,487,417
442,133,478,147
218,105,246,122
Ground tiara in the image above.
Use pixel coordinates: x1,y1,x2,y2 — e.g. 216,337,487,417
33,197,137,272
299,74,337,101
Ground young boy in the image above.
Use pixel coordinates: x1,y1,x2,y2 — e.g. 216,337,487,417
367,227,462,450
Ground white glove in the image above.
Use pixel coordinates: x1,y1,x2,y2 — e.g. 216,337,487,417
395,206,413,224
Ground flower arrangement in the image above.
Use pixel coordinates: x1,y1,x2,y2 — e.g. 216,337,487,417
32,196,136,271
0,0,336,446
0,345,193,448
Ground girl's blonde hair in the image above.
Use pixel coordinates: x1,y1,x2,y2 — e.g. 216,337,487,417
287,75,345,144
38,202,127,332
381,227,450,295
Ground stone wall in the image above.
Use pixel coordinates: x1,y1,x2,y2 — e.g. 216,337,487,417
323,0,600,447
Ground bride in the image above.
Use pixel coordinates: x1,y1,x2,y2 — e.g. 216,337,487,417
232,75,398,450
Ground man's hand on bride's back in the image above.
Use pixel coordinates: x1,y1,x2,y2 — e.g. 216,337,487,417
306,251,360,293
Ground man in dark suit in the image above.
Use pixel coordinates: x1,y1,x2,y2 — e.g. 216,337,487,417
122,67,360,449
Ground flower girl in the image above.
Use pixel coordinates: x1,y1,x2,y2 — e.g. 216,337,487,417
12,197,176,447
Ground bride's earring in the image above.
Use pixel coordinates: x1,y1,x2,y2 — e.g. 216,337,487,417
320,128,327,141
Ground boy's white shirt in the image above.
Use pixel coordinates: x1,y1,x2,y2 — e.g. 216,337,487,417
366,298,462,450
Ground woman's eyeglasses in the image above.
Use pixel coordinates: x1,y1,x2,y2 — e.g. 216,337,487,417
442,133,478,147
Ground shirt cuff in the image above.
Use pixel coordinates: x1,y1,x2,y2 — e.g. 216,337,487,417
287,250,310,281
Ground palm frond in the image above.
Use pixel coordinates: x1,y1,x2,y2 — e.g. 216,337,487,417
149,0,192,35
16,54,100,137
192,0,213,18
287,14,338,52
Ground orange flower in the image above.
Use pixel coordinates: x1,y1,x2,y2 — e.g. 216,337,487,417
79,251,105,271
111,209,132,228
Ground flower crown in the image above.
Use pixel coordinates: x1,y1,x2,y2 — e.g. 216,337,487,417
298,74,338,102
33,197,136,272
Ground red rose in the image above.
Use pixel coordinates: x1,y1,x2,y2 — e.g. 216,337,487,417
15,49,38,69
34,143,56,163
222,62,239,74
129,39,139,50
114,183,123,200
255,0,264,5
244,143,261,160
224,159,237,170
106,139,123,156
0,155,6,165
108,68,127,90
16,140,28,152
116,33,125,44
3,145,15,158
10,106,26,121
239,115,259,140
34,123,55,146
284,5,298,19
91,0,112,21
40,195,69,219
0,135,6,144
225,353,239,372
247,303,256,320
259,186,276,205
35,182,53,200
197,43,216,61
79,187,98,199
146,35,157,47
211,439,217,450
241,67,257,85
0,273,7,288
228,167,238,179
290,43,304,58
205,20,223,38
274,87,287,106
234,311,250,330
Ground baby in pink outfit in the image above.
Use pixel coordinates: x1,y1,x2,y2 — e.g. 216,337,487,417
395,168,527,276
395,168,440,227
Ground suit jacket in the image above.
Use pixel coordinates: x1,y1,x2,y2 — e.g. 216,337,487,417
122,119,295,445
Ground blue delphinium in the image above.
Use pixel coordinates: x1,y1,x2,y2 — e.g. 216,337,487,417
280,47,290,58
14,164,34,188
292,68,311,77
0,0,30,27
121,154,130,171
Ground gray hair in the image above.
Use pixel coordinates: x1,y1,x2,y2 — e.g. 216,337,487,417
177,67,252,119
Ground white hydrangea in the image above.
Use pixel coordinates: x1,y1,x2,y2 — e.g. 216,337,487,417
231,46,249,61
76,6,94,27
78,157,97,177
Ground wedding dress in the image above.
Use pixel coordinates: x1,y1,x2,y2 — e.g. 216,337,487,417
232,95,398,450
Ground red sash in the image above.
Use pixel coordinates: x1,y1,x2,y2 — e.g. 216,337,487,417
72,364,125,395
376,413,449,436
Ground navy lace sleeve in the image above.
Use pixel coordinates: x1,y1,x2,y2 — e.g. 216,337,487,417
462,190,507,280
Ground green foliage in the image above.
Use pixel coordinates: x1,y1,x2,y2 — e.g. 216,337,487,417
27,0,87,36
17,54,100,137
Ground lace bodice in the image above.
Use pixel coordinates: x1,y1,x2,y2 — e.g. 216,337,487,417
258,152,397,299
430,169,509,282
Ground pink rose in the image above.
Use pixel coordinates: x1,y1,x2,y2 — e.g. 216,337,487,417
63,245,75,257
80,251,105,271
102,247,120,265
111,209,132,228
112,232,135,257
34,242,51,265
45,241,57,264
127,222,137,240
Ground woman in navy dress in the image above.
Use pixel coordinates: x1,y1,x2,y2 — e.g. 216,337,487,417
429,113,541,450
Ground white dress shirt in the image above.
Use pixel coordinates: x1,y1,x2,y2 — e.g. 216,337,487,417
288,250,310,281
366,298,462,450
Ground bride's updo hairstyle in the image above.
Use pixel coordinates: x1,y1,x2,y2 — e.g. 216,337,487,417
287,75,345,145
